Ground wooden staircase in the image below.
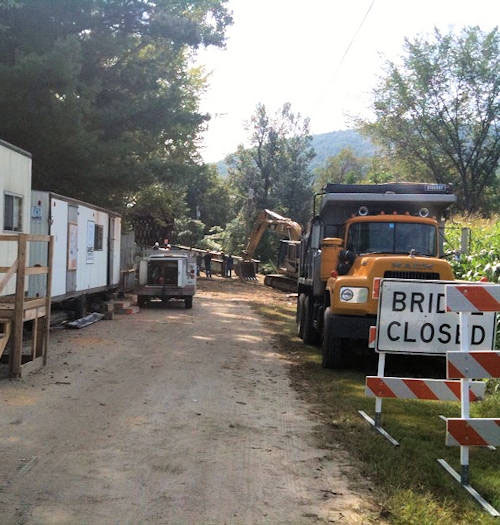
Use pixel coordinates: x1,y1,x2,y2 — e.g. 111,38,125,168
0,318,11,359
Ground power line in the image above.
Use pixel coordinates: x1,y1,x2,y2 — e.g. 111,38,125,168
334,0,376,77
312,0,376,115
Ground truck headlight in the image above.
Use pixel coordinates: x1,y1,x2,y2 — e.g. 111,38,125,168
340,287,368,303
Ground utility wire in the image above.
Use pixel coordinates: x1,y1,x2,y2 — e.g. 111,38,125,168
312,0,376,112
334,0,376,78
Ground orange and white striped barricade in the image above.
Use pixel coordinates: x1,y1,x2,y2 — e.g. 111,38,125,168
436,283,499,517
359,279,496,448
365,377,486,402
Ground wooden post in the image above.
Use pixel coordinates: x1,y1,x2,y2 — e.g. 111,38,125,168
43,235,54,366
460,228,471,255
0,259,18,295
10,234,27,378
31,315,38,360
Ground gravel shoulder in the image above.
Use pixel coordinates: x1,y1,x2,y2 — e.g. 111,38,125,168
0,277,379,524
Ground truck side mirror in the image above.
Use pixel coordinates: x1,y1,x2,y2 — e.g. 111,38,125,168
310,220,322,250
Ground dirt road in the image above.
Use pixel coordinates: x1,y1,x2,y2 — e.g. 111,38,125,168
0,279,377,524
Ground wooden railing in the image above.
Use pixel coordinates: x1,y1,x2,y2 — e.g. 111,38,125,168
0,234,54,378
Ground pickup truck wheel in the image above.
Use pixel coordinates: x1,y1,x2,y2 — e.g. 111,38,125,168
302,296,318,345
185,296,193,309
297,293,305,338
137,295,147,308
322,307,344,369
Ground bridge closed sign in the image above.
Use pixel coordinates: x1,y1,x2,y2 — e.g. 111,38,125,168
376,279,496,355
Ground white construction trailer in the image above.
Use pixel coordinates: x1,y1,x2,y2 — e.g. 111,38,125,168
29,192,121,303
0,139,32,297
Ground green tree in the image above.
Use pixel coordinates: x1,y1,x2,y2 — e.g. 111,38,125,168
227,103,315,224
313,147,368,191
174,217,206,247
0,0,232,208
184,164,232,231
362,26,500,214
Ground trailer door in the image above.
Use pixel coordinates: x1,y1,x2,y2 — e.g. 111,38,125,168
50,197,68,297
66,204,78,293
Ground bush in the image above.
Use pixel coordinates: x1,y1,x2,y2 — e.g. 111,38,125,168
444,216,500,352
444,217,500,283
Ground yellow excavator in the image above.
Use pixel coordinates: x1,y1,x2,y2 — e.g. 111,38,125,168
236,209,302,291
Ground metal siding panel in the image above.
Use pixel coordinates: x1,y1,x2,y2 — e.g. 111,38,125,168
76,206,109,292
28,191,50,297
111,217,121,285
50,198,68,297
76,206,89,291
66,205,78,293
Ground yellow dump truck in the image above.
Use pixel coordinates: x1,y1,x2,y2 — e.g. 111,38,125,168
296,183,456,368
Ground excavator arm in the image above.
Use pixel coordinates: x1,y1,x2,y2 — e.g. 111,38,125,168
237,210,302,280
244,210,302,259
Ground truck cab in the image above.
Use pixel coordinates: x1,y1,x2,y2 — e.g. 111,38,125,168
297,183,456,368
136,251,197,309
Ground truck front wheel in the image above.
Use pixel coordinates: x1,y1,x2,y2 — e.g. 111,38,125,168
297,293,305,338
322,308,344,369
303,296,318,345
137,295,147,308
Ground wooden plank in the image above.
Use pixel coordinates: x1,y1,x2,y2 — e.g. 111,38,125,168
24,298,47,309
10,235,26,378
43,235,54,366
0,259,17,295
0,298,47,312
25,266,49,275
23,306,46,322
0,235,19,242
26,234,51,242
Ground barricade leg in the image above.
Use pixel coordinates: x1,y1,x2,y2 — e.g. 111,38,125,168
374,352,385,427
359,352,399,446
459,312,471,485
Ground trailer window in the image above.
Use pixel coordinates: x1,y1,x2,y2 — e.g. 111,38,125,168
3,193,22,232
94,224,104,251
347,222,437,256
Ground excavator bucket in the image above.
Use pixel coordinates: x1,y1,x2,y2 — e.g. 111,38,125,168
236,260,257,280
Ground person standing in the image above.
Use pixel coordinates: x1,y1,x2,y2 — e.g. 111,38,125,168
203,252,212,279
196,253,202,276
221,252,227,277
226,254,234,278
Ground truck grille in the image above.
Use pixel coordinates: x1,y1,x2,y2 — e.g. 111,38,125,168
384,271,440,280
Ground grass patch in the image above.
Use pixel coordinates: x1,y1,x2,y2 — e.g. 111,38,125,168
252,299,500,525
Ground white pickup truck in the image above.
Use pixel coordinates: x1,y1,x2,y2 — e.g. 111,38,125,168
136,251,197,308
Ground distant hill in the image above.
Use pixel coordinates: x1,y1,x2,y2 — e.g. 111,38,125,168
309,130,376,171
215,129,375,176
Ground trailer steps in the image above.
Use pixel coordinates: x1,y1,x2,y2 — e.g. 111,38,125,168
105,298,140,316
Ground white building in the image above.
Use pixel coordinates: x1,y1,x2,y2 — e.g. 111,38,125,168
29,192,121,301
0,139,32,296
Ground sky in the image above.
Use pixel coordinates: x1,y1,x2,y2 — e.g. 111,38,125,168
195,0,499,163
